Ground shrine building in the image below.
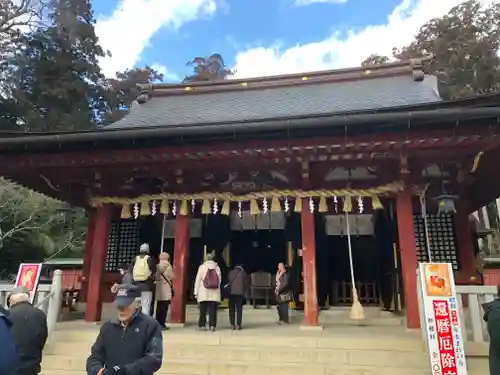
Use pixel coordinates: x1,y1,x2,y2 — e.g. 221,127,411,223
0,59,499,329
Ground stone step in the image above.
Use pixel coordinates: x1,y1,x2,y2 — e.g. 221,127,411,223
40,358,488,375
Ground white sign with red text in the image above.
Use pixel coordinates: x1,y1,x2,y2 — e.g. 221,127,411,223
419,263,467,375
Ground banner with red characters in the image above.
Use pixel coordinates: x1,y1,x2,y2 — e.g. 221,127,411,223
14,263,43,303
419,263,467,375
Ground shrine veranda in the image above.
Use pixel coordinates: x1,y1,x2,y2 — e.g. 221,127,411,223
0,60,499,328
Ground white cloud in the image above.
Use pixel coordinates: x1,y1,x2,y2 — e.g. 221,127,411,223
151,62,180,82
294,0,347,6
95,0,218,77
233,0,500,78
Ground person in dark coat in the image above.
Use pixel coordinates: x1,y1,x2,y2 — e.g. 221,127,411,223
275,262,292,324
483,286,500,375
86,284,163,375
0,305,17,375
226,264,248,330
111,263,133,294
7,286,48,375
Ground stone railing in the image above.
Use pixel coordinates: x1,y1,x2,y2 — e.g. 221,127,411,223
417,271,496,343
0,269,63,334
455,285,496,343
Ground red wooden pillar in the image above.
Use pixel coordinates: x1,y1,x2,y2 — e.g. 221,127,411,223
80,209,97,302
84,205,112,322
169,214,190,324
454,200,478,284
396,185,420,329
300,198,319,326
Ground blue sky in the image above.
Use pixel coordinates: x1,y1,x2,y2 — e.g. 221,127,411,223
93,0,497,82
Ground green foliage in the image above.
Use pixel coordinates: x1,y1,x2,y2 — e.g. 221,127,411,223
361,0,500,99
0,179,88,273
184,53,234,82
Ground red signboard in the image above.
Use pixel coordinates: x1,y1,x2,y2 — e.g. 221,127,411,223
14,263,43,303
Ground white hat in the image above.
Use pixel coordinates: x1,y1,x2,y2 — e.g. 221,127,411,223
139,243,150,253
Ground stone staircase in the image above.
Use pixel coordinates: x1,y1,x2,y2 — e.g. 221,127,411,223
41,307,489,375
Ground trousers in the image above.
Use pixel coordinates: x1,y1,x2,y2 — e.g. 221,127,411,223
198,301,218,328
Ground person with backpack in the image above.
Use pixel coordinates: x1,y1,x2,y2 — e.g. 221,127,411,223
194,252,221,331
226,264,248,330
132,243,157,316
0,305,17,375
483,285,500,375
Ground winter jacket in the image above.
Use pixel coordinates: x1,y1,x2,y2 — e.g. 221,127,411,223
483,298,500,375
227,266,248,297
0,309,17,375
194,261,222,303
8,301,48,375
86,311,163,375
155,260,174,301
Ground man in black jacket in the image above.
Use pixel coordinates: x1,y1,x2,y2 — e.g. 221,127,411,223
86,284,163,375
7,286,48,375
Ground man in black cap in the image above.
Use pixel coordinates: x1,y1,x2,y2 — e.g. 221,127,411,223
86,285,163,375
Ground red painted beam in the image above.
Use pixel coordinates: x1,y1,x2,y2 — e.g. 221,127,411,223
0,129,496,169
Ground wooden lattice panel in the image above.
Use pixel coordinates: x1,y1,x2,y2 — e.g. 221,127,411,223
413,213,459,270
105,220,140,271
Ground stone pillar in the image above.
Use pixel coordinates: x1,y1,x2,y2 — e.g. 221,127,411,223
396,185,420,329
84,205,112,322
169,214,190,324
80,209,97,302
300,198,319,326
454,200,478,284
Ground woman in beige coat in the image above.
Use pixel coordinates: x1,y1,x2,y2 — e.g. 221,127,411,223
155,252,174,330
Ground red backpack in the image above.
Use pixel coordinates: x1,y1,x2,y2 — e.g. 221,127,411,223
203,268,219,289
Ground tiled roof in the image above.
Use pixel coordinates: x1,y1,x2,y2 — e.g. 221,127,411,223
107,66,442,130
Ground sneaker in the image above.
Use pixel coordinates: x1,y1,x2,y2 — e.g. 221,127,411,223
231,325,236,330
236,325,242,330
196,326,206,331
162,326,170,331
209,326,216,332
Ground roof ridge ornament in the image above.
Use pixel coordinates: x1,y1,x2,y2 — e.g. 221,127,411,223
136,83,153,104
410,55,432,82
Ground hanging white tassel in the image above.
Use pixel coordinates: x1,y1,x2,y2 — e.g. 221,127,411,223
334,196,338,213
151,201,157,216
172,201,177,216
133,203,139,219
262,197,268,213
357,197,364,213
309,197,315,213
238,201,242,218
191,199,196,212
284,197,289,212
213,198,218,214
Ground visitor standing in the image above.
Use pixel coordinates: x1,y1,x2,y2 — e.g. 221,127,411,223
226,264,248,330
483,285,500,375
7,286,48,375
86,284,163,375
111,263,133,294
0,303,17,375
275,262,292,324
132,243,156,315
194,252,221,331
155,252,174,330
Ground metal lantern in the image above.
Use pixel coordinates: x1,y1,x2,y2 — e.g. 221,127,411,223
434,194,459,215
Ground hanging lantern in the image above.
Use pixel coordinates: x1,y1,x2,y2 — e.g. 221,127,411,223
435,194,458,214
